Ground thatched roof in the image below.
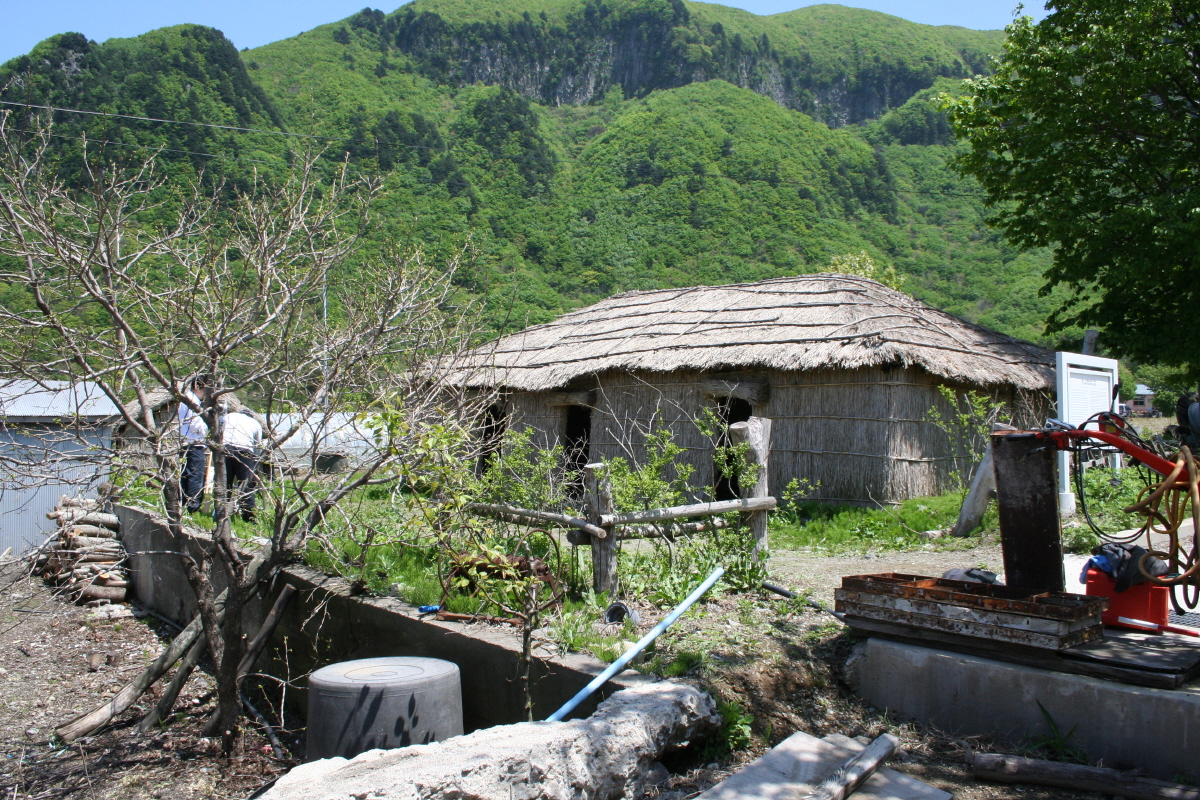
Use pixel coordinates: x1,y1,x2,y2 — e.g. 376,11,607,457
460,275,1054,391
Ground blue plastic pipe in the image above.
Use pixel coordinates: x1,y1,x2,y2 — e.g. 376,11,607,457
546,565,725,722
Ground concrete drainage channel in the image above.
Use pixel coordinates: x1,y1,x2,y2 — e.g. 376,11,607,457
117,505,727,800
116,505,657,733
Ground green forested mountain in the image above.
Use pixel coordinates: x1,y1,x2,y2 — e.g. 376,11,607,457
0,1,1059,342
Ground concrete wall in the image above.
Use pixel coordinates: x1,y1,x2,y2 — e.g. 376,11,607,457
846,637,1200,781
116,506,651,731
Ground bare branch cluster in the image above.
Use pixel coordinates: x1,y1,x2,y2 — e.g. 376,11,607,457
0,111,494,745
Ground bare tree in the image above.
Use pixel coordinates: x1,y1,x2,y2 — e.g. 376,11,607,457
0,112,489,747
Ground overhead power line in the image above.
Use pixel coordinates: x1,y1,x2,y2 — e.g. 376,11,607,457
0,100,332,140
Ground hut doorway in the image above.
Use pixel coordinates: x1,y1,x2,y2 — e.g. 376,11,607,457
564,405,591,475
475,403,506,476
713,396,752,501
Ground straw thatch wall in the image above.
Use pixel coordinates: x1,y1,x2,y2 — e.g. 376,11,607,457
462,275,1055,506
502,366,1047,506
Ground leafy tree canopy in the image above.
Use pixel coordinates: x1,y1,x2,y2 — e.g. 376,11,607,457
946,0,1200,372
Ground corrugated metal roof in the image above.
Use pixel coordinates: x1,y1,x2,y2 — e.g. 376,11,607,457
0,380,121,420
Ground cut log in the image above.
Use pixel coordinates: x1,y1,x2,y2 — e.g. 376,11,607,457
68,525,117,538
617,517,731,541
76,554,122,564
67,535,120,549
973,754,1200,800
59,496,99,509
951,447,996,538
799,733,900,800
72,544,123,556
585,463,617,596
55,606,213,742
75,512,120,530
56,547,268,743
76,584,126,603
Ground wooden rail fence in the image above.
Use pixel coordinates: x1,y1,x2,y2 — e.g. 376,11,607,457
466,416,776,595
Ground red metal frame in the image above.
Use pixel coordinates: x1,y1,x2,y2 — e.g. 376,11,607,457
1030,423,1179,479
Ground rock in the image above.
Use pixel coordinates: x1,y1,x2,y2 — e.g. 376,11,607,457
87,605,132,621
263,683,718,800
644,762,670,787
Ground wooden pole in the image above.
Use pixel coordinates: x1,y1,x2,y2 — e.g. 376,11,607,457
729,417,772,560
800,733,899,800
585,463,617,597
138,636,207,733
600,496,776,527
973,754,1200,800
991,432,1065,592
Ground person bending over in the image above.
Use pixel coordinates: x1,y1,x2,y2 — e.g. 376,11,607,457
221,408,263,523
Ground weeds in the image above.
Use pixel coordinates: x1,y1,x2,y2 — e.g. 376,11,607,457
1029,700,1087,764
704,699,754,758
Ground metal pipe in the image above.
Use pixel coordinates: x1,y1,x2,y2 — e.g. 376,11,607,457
761,581,844,620
546,566,725,722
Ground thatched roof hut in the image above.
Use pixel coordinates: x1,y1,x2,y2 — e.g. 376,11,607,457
462,275,1054,505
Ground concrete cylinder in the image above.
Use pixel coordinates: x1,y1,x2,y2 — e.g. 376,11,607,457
306,657,462,761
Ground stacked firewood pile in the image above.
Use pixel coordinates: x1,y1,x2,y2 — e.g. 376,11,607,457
34,497,129,605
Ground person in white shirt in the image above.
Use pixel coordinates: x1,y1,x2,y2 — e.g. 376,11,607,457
220,409,264,523
178,375,211,514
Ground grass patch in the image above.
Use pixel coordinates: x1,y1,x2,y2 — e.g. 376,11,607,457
770,491,991,553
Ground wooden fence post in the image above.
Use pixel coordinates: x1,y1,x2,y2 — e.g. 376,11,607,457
729,416,771,560
584,462,617,596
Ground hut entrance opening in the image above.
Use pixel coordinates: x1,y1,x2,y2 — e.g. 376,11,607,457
713,396,752,501
564,405,591,475
475,403,506,476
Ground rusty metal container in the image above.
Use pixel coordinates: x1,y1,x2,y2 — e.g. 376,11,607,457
835,573,1107,650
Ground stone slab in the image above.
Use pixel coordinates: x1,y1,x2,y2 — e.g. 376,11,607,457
698,730,949,800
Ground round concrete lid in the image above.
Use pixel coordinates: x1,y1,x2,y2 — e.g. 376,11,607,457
310,657,459,688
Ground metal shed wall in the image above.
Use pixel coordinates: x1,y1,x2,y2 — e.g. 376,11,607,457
0,425,112,554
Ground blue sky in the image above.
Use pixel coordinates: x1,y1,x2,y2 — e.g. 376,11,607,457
1,1,1048,66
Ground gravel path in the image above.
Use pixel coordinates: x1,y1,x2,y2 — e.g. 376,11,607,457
769,540,1006,606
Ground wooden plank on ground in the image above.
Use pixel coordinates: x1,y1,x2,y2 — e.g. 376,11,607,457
696,730,949,800
1059,629,1200,680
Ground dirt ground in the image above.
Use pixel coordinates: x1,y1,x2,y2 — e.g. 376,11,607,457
769,539,1007,607
0,568,291,800
633,537,1110,800
0,538,1121,800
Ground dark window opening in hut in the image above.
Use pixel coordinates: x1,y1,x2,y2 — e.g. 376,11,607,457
564,405,591,477
475,403,506,476
713,396,752,501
